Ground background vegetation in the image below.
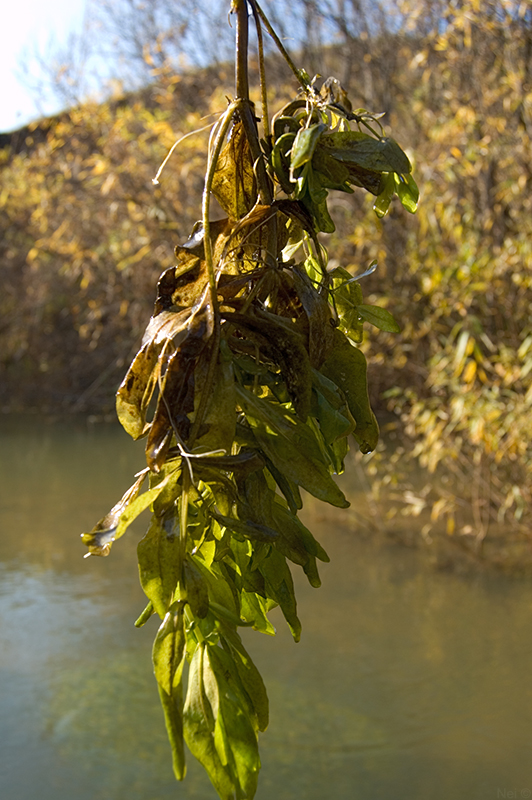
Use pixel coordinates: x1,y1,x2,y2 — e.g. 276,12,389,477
2,0,531,563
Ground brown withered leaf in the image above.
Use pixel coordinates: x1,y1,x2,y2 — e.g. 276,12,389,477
81,472,147,556
211,119,257,219
116,308,195,440
146,300,214,472
116,341,160,440
154,219,233,314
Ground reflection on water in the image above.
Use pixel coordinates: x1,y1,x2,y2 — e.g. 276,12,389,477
1,417,531,800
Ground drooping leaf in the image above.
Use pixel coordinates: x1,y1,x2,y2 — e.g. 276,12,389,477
219,626,269,732
311,368,356,444
191,344,237,454
319,131,411,174
205,645,261,798
235,385,349,508
301,192,335,233
239,591,276,636
213,510,280,543
158,683,186,781
153,602,187,780
137,510,182,618
115,343,160,440
192,555,241,621
183,644,236,800
183,557,210,618
311,147,352,191
80,471,147,556
373,171,396,218
319,330,379,454
329,266,364,343
289,122,327,177
153,601,186,695
394,172,419,214
146,300,214,471
259,546,301,641
271,133,296,194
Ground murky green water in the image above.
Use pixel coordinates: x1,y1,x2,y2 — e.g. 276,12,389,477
1,417,531,800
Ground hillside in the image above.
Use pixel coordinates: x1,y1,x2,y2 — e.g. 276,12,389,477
1,5,531,562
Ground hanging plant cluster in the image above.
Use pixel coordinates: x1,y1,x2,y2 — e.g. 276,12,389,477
81,1,418,797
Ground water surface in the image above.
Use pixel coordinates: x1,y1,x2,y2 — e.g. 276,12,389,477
0,417,531,800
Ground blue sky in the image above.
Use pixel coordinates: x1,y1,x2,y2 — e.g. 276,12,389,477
1,0,87,131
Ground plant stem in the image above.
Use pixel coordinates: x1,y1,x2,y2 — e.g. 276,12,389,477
234,0,276,264
251,0,310,91
235,0,250,101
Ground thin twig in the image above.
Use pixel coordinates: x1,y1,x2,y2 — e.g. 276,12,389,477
251,0,309,91
251,2,269,136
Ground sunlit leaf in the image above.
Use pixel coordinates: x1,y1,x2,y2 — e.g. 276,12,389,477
260,546,301,641
373,171,396,218
319,330,379,454
329,266,364,343
183,644,236,799
211,120,257,219
235,385,350,508
290,122,327,177
394,172,419,214
137,510,182,618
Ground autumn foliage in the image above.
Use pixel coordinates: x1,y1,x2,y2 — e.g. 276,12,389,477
1,0,531,555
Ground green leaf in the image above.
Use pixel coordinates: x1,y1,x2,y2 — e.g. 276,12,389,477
192,350,236,455
213,511,280,543
158,684,186,781
239,591,276,635
192,555,241,620
235,385,349,508
226,309,312,421
291,263,338,367
219,627,270,732
357,304,401,333
373,171,396,218
206,646,261,798
329,266,364,343
134,600,155,628
319,330,379,454
301,192,336,233
271,134,296,194
290,122,326,176
394,172,419,213
153,604,186,780
183,644,236,800
311,147,353,192
183,557,210,619
153,602,185,693
311,378,356,444
319,131,411,174
260,546,301,641
137,511,182,618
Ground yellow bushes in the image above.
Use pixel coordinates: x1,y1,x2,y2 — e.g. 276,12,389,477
1,2,531,546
